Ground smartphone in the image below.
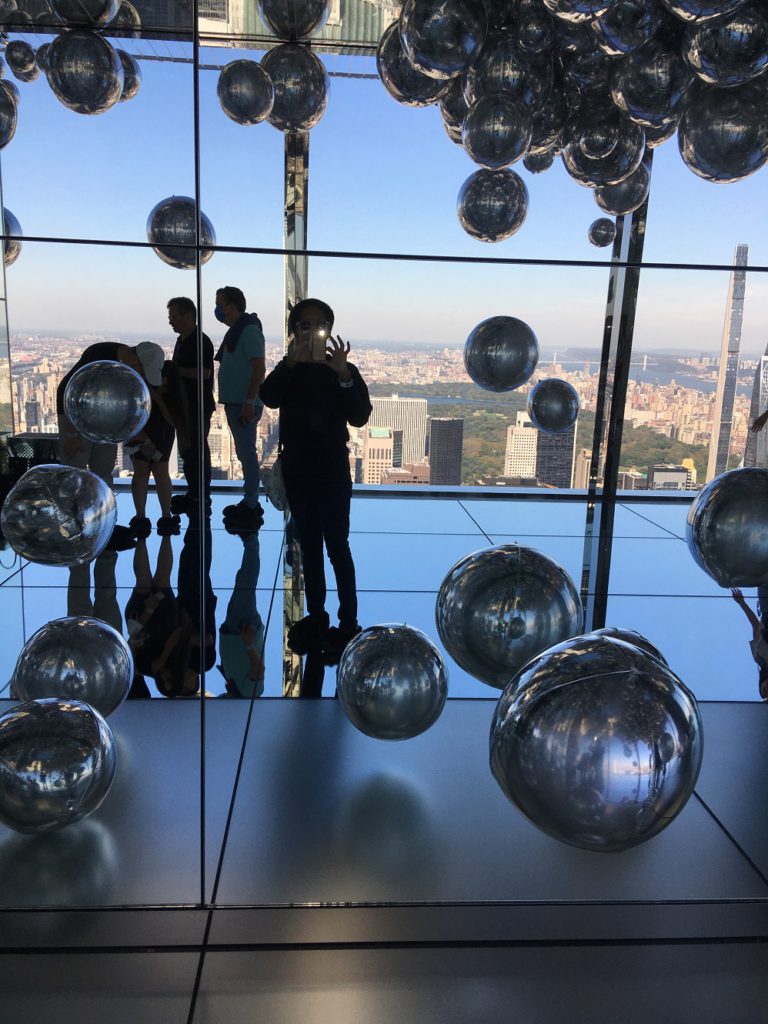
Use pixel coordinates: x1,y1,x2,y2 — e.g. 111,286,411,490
311,331,328,361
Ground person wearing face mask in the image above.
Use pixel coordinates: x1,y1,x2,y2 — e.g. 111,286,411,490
214,286,266,530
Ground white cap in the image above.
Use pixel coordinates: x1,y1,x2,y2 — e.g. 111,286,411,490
136,342,165,387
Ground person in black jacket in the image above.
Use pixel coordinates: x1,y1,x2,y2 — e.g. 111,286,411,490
259,298,372,658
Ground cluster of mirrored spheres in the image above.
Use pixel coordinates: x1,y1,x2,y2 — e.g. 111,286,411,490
377,0,768,243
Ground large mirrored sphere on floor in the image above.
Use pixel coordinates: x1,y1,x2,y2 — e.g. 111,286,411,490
490,634,703,852
0,698,117,833
6,39,36,76
400,0,488,80
458,168,529,242
46,30,123,115
436,545,583,689
116,49,140,102
49,0,118,26
591,0,662,57
610,40,691,129
147,195,216,269
528,378,580,433
594,159,650,215
1,465,117,567
541,0,615,23
464,315,539,392
64,360,151,444
377,21,450,107
0,79,19,149
678,79,768,182
3,205,21,266
258,0,330,39
590,626,668,665
13,616,133,718
337,624,448,740
687,467,768,586
588,217,616,247
659,0,751,24
462,94,532,169
682,3,768,86
261,42,328,130
217,59,274,124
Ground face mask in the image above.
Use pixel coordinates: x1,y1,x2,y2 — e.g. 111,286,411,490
214,305,227,323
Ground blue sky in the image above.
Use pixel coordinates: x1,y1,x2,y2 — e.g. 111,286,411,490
2,39,767,353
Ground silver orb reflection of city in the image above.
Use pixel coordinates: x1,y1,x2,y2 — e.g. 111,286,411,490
594,160,650,216
464,29,554,110
436,544,583,689
0,80,19,149
462,94,532,169
523,149,556,173
261,42,328,131
588,217,616,247
658,0,751,24
678,78,768,183
0,698,117,834
116,49,141,102
337,624,448,740
589,626,668,665
561,108,646,186
591,0,662,57
2,205,21,267
49,0,118,27
13,616,134,717
217,59,274,125
687,467,768,587
610,40,691,129
46,30,124,115
106,0,141,37
528,378,580,433
682,3,768,87
258,0,330,40
400,0,488,80
458,167,529,242
6,39,36,77
490,633,703,852
464,315,539,392
1,464,117,567
147,195,216,270
64,359,151,444
377,20,450,107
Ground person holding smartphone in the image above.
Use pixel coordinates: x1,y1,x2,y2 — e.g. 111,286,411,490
259,298,372,661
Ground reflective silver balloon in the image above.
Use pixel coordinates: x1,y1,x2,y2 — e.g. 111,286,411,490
116,49,140,102
147,195,216,270
36,41,51,72
13,616,133,718
658,0,750,24
6,39,35,76
588,216,616,246
46,30,123,115
528,86,568,153
217,59,274,125
4,9,33,27
490,634,703,852
377,20,450,107
464,315,539,392
436,544,583,689
561,107,645,185
13,65,40,84
462,94,532,168
261,42,328,130
0,698,117,834
644,116,680,148
687,467,768,587
258,0,330,39
682,3,768,87
523,148,556,172
610,39,691,128
106,0,141,37
439,74,469,127
2,205,21,267
590,626,668,665
559,36,613,94
458,167,529,242
678,78,768,182
464,30,554,110
1,464,117,567
337,624,448,740
64,360,151,444
541,0,617,23
518,0,556,54
400,0,488,80
594,158,650,214
591,0,663,56
0,79,18,149
444,118,463,143
528,377,580,433
50,0,119,27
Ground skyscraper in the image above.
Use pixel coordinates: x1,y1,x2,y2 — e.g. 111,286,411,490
536,425,577,489
363,426,394,484
745,341,768,468
429,417,463,485
707,243,749,482
370,394,428,466
504,411,537,478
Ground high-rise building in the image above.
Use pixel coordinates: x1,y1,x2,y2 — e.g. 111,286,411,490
647,464,697,491
536,425,577,489
363,426,394,484
707,243,749,481
573,447,592,489
429,417,463,485
504,412,537,478
745,341,768,468
370,394,427,466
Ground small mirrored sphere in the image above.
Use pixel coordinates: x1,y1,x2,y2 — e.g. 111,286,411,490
590,626,668,665
0,698,117,834
439,74,470,127
591,0,663,56
401,0,488,80
377,20,450,107
594,158,650,214
464,30,554,110
528,86,568,153
682,3,768,87
217,59,274,125
560,36,613,94
645,116,680,148
528,378,580,433
49,0,118,27
0,79,19,149
523,148,556,172
337,624,448,740
462,93,532,168
64,360,151,444
13,616,133,718
6,39,35,76
1,464,117,567
458,167,529,242
258,0,330,39
678,78,768,182
436,544,583,689
36,42,51,72
147,195,216,269
518,0,556,54
3,8,31,27
116,49,140,102
261,42,328,130
610,39,691,128
687,467,768,587
490,634,703,852
13,65,40,84
106,0,141,37
541,0,617,23
658,0,750,24
46,30,123,115
464,315,539,392
3,205,21,266
561,108,645,185
588,216,616,246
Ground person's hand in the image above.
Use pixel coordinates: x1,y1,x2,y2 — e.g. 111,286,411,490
752,411,768,433
327,334,351,380
240,401,257,424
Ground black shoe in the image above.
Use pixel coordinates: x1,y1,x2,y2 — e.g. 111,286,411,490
129,515,152,539
157,514,181,536
224,499,264,519
171,492,212,517
287,613,330,655
324,624,362,657
105,524,137,552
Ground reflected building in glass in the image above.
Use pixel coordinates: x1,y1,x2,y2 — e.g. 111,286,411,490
429,417,463,486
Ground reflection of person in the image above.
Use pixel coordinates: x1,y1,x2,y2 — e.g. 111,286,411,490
126,533,184,698
731,588,768,700
177,520,217,695
259,298,372,659
218,532,265,698
214,286,266,529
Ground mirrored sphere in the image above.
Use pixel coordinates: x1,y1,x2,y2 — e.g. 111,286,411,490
523,148,556,172
46,30,123,115
458,167,529,242
1,464,117,567
0,79,19,149
658,0,750,24
116,49,140,102
36,41,51,72
464,315,539,392
682,3,768,87
588,216,616,246
645,116,680,148
590,626,668,665
528,86,568,153
687,467,768,587
217,59,274,124
49,0,119,27
64,360,151,444
594,158,650,214
518,0,556,54
439,74,469,127
337,624,448,740
541,0,617,23
610,39,691,128
436,544,583,689
6,39,35,76
0,698,117,834
3,8,31,27
462,93,532,168
490,634,703,852
261,42,328,130
400,0,488,80
562,109,645,185
560,37,613,94
13,616,133,718
377,20,450,107
591,0,663,56
2,205,21,266
528,377,580,433
465,30,554,111
258,0,330,39
678,79,768,182
106,0,141,37
13,65,40,84
147,195,216,269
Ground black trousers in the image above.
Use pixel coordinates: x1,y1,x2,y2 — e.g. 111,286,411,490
181,409,213,502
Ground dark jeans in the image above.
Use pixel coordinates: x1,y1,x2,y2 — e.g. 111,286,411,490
180,409,213,503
